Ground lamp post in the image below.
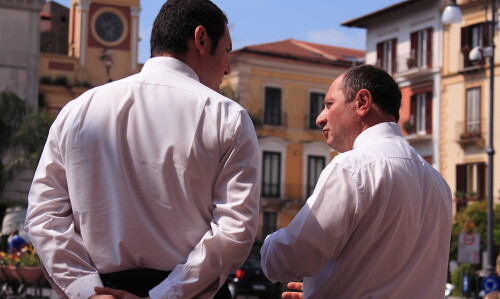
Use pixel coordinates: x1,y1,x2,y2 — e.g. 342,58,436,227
443,0,496,277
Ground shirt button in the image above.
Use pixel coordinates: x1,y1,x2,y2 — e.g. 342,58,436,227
76,291,80,297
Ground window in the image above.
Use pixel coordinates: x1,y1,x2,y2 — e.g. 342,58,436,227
461,22,490,67
262,212,277,238
376,39,397,74
410,92,432,135
456,162,486,200
410,28,432,68
264,87,282,126
262,151,281,198
466,87,481,137
306,156,325,197
309,92,325,129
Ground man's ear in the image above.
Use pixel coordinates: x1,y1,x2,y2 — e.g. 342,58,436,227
355,89,372,117
194,25,208,54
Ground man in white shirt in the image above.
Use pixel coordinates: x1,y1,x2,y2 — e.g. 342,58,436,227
260,65,452,298
25,0,260,298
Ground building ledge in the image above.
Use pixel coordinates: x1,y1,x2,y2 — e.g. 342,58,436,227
456,136,484,149
405,133,432,142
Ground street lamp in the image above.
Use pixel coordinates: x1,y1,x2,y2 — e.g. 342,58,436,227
442,0,497,278
442,0,463,24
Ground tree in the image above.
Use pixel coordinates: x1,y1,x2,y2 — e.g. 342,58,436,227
0,91,54,198
449,201,500,296
450,200,500,266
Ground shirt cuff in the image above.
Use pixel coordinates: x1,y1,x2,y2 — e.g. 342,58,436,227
66,273,103,299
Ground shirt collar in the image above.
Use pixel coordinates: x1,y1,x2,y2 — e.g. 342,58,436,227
352,122,403,150
141,57,200,82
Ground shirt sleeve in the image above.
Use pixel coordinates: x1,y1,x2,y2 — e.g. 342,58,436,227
260,162,361,283
149,110,261,299
24,104,103,299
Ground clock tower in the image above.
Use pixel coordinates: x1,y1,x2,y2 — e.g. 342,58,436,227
69,0,140,85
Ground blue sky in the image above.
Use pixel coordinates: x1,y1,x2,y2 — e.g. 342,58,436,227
55,0,402,63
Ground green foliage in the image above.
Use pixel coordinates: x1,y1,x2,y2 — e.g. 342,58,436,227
450,200,500,262
40,75,70,87
10,112,53,167
0,92,28,154
39,76,53,85
451,263,471,296
402,120,416,134
0,91,54,198
454,191,466,200
53,75,69,87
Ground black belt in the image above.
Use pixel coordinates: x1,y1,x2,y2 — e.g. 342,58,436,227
100,269,231,298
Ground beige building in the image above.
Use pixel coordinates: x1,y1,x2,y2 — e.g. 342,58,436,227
343,0,444,170
441,0,500,212
0,0,45,202
0,0,45,108
223,39,364,240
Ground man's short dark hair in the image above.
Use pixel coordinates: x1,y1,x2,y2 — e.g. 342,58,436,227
150,0,228,58
341,64,402,122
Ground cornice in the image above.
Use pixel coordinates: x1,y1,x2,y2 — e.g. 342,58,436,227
0,0,44,11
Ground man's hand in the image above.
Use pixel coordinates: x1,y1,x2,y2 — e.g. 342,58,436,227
94,286,149,299
282,282,303,299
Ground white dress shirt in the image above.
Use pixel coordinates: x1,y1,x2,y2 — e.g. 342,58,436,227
261,122,452,298
25,57,260,299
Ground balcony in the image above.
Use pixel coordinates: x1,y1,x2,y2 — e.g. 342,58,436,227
262,111,288,128
395,51,434,80
402,120,432,142
458,46,487,74
455,120,484,149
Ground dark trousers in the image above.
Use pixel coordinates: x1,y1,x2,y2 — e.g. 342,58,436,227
100,269,231,298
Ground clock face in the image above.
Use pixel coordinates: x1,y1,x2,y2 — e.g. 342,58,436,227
94,12,124,43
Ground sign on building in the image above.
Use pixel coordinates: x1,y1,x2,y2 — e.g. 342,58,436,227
458,232,480,264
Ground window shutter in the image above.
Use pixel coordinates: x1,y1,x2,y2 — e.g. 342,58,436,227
376,42,383,68
483,22,491,47
410,32,417,59
427,28,433,68
461,26,471,67
456,164,467,193
391,38,397,73
477,162,486,199
410,94,417,124
461,26,470,51
425,92,433,134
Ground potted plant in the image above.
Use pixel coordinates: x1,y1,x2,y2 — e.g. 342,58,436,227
0,244,43,283
466,191,479,201
403,120,416,135
406,57,417,69
454,191,467,210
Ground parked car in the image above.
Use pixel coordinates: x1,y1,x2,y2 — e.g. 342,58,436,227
227,255,281,299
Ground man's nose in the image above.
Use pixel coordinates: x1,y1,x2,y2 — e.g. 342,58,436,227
224,64,231,75
316,109,327,128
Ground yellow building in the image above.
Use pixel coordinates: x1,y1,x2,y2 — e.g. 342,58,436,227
441,0,500,213
223,39,364,240
39,0,141,111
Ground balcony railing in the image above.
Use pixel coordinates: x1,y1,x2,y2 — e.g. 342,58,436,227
376,51,434,77
262,111,287,127
395,51,433,76
455,119,485,148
